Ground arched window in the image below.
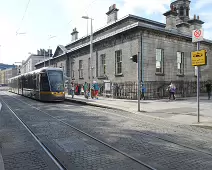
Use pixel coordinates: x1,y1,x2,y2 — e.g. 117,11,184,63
180,6,184,16
186,8,189,16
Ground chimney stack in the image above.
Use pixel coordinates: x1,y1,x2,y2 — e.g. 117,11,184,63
71,28,79,41
106,4,119,24
188,14,204,32
163,5,178,30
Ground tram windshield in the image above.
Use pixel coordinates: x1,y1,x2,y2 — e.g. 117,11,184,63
48,70,64,92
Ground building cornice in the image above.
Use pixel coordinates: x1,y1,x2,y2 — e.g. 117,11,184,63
65,14,165,47
35,21,212,66
187,19,204,25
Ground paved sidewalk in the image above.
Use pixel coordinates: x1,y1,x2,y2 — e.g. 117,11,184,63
0,102,5,170
65,95,212,126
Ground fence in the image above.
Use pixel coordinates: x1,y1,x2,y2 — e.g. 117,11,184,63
97,80,210,100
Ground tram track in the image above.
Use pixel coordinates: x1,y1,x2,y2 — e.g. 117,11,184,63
1,92,156,170
3,92,212,169
0,97,66,170
13,94,212,158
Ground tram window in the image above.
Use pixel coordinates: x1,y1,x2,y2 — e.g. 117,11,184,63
48,71,64,92
40,73,50,91
33,75,36,89
29,75,33,89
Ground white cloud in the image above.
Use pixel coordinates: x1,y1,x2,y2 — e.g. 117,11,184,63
194,0,212,10
1,0,212,64
120,0,171,16
60,0,172,39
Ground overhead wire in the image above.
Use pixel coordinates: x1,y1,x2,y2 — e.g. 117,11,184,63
16,0,31,35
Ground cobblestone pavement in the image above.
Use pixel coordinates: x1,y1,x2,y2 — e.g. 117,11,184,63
0,93,150,170
8,93,212,170
0,99,60,170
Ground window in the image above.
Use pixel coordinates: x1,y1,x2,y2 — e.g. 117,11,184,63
186,8,189,16
180,6,184,16
79,60,83,78
177,52,184,75
88,58,90,79
156,49,164,73
115,50,122,75
48,70,64,92
100,54,106,76
40,73,50,91
71,62,74,78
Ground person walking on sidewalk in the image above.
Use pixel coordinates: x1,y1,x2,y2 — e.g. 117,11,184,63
140,83,146,100
70,82,75,98
167,82,176,101
83,82,89,99
205,81,211,100
93,81,99,99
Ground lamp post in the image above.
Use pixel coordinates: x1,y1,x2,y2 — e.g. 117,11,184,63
82,16,93,97
44,50,46,67
48,35,56,67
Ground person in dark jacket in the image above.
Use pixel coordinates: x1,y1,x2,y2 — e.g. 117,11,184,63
167,82,176,100
205,81,212,100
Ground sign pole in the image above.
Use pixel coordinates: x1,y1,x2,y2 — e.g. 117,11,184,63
138,52,141,112
192,28,204,123
197,42,200,123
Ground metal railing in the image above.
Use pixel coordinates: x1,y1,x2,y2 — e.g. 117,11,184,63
96,80,210,100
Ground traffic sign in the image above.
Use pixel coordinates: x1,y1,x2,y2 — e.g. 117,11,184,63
191,49,207,66
192,29,204,42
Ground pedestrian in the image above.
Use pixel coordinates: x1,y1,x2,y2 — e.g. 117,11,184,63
75,84,79,95
93,81,99,99
167,82,176,100
70,82,75,98
205,81,211,100
140,83,146,100
83,82,89,99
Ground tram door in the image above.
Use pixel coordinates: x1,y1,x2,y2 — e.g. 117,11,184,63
37,74,40,100
20,77,23,95
18,78,20,94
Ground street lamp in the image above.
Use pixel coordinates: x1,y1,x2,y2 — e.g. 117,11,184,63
82,16,93,97
48,35,56,67
16,32,26,36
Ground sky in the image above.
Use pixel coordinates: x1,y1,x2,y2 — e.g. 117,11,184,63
0,0,212,64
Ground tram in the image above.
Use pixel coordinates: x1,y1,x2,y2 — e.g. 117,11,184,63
8,67,65,101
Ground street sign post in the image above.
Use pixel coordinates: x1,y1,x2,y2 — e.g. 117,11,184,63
191,50,207,66
192,29,204,43
192,29,204,123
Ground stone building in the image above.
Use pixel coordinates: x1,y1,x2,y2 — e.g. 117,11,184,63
0,67,18,85
20,49,52,74
35,0,212,99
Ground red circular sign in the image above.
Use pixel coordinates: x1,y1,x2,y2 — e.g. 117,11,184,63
194,30,202,38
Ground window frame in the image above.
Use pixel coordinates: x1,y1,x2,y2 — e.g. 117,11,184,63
100,54,106,76
71,62,74,79
177,51,184,75
79,60,83,79
180,6,184,16
155,48,164,74
115,50,122,75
